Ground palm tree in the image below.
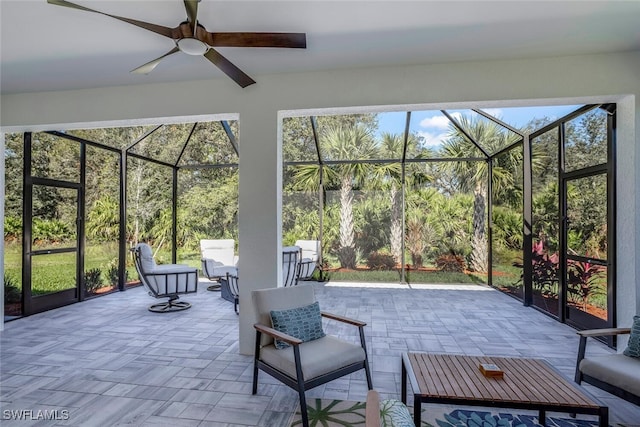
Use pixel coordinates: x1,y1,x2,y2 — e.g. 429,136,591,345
292,124,378,268
374,133,404,264
440,116,520,273
372,132,427,265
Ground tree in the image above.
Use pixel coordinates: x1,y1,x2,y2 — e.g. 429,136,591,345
440,116,520,272
292,124,378,268
86,195,119,242
374,133,407,264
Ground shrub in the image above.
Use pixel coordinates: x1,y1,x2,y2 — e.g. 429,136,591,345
4,274,21,304
4,216,22,242
436,253,466,272
84,268,103,295
105,258,128,285
366,251,396,271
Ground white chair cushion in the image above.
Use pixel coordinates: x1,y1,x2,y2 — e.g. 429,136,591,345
260,335,365,381
202,260,237,278
136,243,156,272
200,239,237,267
152,264,194,274
580,353,640,397
295,240,320,262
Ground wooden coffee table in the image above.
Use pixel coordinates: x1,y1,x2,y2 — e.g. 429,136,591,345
401,353,608,427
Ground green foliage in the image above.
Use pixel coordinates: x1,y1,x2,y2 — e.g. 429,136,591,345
32,218,72,243
104,258,128,286
354,197,390,256
83,268,103,295
328,269,474,284
87,195,119,242
366,251,396,271
492,206,523,250
4,274,21,304
4,216,22,241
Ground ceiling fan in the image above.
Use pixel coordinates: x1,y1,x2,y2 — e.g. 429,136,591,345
47,0,307,88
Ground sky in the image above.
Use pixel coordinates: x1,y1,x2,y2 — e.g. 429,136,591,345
377,105,580,148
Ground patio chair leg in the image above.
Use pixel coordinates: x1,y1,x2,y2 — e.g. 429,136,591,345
252,331,261,395
298,387,309,427
359,326,373,389
292,345,309,427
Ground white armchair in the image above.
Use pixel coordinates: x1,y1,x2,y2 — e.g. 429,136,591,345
133,243,198,312
295,240,321,280
200,239,238,281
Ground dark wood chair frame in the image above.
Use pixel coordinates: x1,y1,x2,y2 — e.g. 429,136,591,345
252,312,373,427
575,327,640,406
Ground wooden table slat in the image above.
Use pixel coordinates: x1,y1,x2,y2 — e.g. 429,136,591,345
498,357,556,404
406,353,603,409
445,355,487,400
479,357,531,403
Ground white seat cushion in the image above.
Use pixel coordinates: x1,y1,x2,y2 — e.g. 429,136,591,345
580,353,640,397
152,264,194,274
260,335,365,381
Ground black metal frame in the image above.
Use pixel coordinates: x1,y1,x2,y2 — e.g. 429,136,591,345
21,132,86,315
12,121,238,319
252,313,373,427
283,104,617,340
526,104,616,339
220,272,239,314
132,244,198,312
282,247,301,287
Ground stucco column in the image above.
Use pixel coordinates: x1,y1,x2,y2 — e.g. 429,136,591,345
616,95,638,350
237,104,282,355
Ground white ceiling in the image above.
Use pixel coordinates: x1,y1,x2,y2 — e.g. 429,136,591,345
2,0,639,95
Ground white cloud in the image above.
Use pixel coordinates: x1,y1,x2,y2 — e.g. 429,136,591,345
419,111,462,130
417,130,448,147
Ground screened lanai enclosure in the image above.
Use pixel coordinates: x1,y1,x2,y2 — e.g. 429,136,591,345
4,104,616,340
4,121,238,319
281,104,616,337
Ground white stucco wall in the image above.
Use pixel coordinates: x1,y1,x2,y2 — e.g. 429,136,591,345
1,50,638,349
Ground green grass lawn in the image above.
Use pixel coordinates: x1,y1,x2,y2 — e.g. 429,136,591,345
325,269,477,284
3,242,608,313
5,241,122,295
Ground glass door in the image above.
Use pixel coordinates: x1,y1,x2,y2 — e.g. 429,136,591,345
562,174,610,330
24,183,82,314
559,105,615,335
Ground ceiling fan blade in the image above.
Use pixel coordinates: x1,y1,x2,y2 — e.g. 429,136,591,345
130,47,180,74
183,0,199,31
47,0,175,39
205,32,306,48
204,49,256,88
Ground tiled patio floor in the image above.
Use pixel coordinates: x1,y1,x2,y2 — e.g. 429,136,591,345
1,280,639,426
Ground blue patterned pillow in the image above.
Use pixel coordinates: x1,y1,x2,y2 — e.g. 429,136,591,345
623,315,640,358
270,301,325,349
379,399,414,427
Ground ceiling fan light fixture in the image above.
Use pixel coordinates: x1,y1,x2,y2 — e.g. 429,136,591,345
177,38,209,55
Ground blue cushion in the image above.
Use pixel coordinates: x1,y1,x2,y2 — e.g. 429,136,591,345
379,399,414,427
623,315,640,358
270,301,325,349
